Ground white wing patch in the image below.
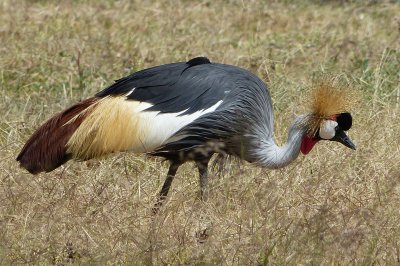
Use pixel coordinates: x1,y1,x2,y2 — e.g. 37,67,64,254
125,88,136,97
319,120,338,140
130,99,223,152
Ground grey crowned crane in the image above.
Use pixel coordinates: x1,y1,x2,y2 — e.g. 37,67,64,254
17,57,356,209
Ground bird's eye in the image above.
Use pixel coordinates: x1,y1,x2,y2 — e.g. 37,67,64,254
319,120,338,140
337,113,352,131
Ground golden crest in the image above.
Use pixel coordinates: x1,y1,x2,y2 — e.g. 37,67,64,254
303,75,358,136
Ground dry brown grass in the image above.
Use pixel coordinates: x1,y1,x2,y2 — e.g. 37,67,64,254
1,0,399,264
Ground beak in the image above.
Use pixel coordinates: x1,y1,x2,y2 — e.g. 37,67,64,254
331,128,356,150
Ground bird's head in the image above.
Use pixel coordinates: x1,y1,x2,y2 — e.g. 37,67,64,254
300,112,355,154
300,77,357,155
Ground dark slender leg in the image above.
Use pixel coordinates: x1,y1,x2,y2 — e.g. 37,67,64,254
152,162,180,213
196,159,210,201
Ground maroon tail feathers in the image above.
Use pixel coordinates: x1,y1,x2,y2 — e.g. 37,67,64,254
16,97,100,174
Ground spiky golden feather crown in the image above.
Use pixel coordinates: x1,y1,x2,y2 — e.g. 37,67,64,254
303,76,358,136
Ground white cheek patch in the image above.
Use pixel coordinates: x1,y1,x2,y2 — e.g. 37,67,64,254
319,120,338,140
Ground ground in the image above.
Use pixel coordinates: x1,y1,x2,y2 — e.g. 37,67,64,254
0,0,399,264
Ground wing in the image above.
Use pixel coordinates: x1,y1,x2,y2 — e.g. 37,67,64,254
96,57,231,115
67,57,248,156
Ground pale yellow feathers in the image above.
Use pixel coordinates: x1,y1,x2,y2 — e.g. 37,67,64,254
67,96,141,160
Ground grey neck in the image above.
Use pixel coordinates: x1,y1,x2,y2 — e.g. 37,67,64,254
252,116,308,169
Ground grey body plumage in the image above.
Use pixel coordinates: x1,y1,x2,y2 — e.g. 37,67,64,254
99,57,283,164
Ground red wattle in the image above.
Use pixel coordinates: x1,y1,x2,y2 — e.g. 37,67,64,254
301,136,319,155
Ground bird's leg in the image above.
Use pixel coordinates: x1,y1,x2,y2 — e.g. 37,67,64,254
196,159,210,201
152,162,181,214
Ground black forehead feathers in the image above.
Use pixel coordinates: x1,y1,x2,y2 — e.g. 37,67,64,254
337,112,352,131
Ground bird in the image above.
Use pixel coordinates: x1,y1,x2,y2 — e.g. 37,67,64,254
16,56,356,209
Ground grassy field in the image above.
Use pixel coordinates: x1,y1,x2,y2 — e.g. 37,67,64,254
1,0,399,264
